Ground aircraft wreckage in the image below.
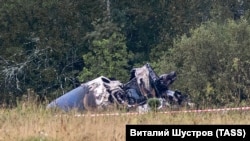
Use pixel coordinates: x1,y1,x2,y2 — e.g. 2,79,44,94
47,63,195,112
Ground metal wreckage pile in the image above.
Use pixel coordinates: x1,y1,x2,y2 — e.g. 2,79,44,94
47,63,195,113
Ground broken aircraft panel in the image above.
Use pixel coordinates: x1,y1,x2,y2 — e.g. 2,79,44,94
46,76,124,112
47,63,194,112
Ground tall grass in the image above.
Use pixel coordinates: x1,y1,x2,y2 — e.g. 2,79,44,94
0,102,250,141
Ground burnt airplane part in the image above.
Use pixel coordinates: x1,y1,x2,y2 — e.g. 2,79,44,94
47,76,125,112
46,85,88,112
47,63,194,112
122,63,185,112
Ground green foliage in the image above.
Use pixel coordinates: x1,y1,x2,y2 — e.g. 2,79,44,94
147,98,161,111
160,19,250,107
78,21,133,82
0,0,104,104
0,0,250,108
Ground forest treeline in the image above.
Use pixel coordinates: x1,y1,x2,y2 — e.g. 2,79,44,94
0,0,249,108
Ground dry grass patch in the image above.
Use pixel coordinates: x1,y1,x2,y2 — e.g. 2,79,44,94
0,104,250,141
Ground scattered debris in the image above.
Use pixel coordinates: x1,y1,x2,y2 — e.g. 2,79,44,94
47,63,195,112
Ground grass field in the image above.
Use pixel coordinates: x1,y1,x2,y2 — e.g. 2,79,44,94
0,103,250,141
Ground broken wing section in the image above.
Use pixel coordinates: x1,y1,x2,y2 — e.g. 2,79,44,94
46,76,124,112
46,85,88,112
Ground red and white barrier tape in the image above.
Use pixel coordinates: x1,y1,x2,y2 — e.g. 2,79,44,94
72,106,250,117
159,106,250,114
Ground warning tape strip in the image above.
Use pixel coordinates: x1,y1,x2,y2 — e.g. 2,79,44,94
71,106,250,117
159,106,250,114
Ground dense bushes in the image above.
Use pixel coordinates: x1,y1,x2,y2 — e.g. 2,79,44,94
160,19,250,108
0,0,249,108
